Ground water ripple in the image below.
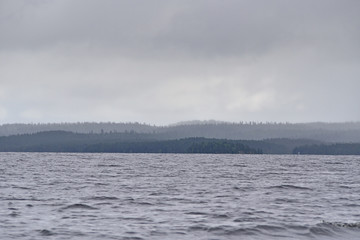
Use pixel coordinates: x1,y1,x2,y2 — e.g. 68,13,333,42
1,153,360,240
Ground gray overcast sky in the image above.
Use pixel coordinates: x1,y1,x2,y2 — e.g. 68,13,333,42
1,0,359,124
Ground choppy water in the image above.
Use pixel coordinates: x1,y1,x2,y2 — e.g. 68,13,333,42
1,153,360,239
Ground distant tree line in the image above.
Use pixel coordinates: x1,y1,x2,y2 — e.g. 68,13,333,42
0,131,261,154
0,130,359,155
293,143,360,155
1,121,360,142
188,141,261,154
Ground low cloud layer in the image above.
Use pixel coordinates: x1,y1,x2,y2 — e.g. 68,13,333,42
1,0,359,124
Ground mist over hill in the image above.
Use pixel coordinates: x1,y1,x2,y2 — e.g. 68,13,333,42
0,122,157,136
1,121,360,143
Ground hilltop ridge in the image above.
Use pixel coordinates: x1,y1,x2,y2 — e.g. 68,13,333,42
1,121,360,143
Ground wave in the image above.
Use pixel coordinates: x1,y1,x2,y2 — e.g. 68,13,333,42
82,196,119,201
185,221,360,239
266,184,312,190
60,203,98,210
185,211,208,216
38,229,55,236
322,221,360,228
97,164,122,167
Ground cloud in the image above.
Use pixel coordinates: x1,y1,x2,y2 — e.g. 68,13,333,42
3,0,359,58
0,0,359,124
20,108,43,121
0,106,7,120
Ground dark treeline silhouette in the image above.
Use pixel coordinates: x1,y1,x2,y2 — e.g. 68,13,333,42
293,143,360,155
242,138,323,154
0,131,261,154
0,131,155,152
0,130,358,154
85,138,262,154
187,140,260,154
1,121,360,142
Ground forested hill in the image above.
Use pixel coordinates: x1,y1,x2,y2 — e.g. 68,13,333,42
293,143,360,155
1,121,360,142
1,131,357,154
0,131,261,154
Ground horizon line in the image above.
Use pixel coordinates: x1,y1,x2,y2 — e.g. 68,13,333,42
1,120,360,127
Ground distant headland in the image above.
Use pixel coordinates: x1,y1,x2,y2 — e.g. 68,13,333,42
0,121,360,154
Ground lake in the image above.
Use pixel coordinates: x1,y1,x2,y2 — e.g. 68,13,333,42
1,153,360,239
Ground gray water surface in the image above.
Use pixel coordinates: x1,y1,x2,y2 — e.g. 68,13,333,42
1,153,360,239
